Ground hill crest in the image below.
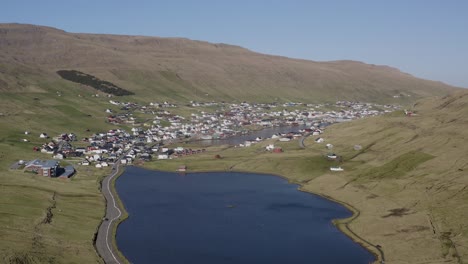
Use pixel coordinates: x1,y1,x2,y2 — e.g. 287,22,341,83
0,23,460,103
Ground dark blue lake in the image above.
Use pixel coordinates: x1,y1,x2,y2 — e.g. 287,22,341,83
116,166,375,264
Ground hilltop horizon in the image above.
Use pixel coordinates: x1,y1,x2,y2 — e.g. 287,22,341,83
0,23,459,104
2,22,463,89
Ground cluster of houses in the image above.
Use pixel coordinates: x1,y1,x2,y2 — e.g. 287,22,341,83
102,100,399,146
16,99,400,176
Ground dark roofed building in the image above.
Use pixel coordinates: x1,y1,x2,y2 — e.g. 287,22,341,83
24,159,59,177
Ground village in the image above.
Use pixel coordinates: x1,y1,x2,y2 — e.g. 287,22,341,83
12,100,401,177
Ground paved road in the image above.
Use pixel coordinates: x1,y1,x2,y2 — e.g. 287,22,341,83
95,155,128,264
299,132,311,148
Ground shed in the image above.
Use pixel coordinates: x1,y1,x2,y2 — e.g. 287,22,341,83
273,147,283,153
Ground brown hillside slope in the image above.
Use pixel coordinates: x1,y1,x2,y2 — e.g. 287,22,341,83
0,23,459,103
302,90,468,263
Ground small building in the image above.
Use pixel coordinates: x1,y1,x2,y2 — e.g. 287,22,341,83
158,154,169,160
273,147,283,153
24,159,59,177
330,166,344,171
59,165,75,179
53,153,65,160
76,147,86,153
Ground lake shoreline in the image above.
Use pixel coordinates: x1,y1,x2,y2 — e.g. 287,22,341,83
95,163,131,264
112,164,382,264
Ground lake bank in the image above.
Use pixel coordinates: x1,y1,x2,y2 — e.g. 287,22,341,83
135,134,391,263
116,168,373,263
94,156,130,264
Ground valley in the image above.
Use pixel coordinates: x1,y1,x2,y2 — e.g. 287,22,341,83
0,23,467,264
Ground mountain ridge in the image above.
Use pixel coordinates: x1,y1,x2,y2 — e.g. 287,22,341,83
0,23,461,103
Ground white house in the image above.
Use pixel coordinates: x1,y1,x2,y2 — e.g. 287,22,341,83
158,154,169,160
53,153,64,160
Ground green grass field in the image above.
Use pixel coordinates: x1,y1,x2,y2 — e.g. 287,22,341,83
0,86,114,263
1,77,468,264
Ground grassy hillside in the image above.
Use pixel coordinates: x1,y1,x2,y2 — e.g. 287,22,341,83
301,90,468,263
140,90,468,263
0,79,116,263
0,23,460,103
0,81,467,263
0,23,466,264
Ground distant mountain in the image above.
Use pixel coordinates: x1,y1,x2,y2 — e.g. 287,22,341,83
0,23,460,103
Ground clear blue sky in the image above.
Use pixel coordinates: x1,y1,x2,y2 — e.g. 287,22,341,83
2,0,468,87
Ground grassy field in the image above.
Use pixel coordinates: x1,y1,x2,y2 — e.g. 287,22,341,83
0,23,465,264
140,91,468,264
1,72,467,264
0,85,115,263
0,168,108,263
299,92,468,263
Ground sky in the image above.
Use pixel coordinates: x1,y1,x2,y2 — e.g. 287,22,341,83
2,0,468,87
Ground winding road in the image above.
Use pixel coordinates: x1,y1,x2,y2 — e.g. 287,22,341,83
95,155,128,264
299,132,311,148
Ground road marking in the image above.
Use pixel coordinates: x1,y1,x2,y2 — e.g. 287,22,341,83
105,161,123,264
